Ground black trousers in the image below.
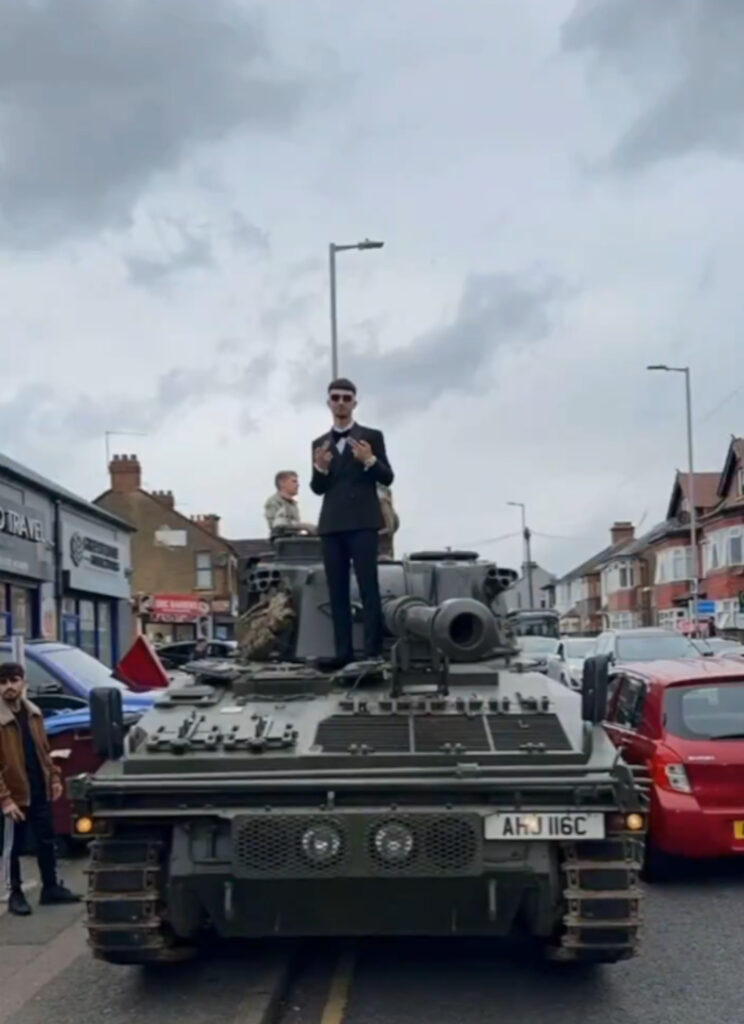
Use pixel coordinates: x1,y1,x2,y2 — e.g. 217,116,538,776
4,799,58,893
321,529,383,662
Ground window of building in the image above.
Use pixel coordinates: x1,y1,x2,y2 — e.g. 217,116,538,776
609,611,638,630
657,608,686,629
739,467,744,496
196,551,213,589
655,546,694,584
729,529,743,566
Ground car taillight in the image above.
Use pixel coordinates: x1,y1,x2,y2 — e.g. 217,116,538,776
650,745,693,794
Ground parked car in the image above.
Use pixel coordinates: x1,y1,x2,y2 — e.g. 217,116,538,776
546,636,597,691
693,637,744,658
0,640,155,716
594,627,703,665
604,657,744,879
154,638,238,670
512,634,560,671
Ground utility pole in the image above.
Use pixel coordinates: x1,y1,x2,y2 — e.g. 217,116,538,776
508,501,534,607
647,364,699,634
328,238,384,378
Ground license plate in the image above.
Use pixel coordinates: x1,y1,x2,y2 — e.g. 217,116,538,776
484,812,605,841
733,821,744,840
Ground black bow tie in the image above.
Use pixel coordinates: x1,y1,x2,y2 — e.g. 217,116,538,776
332,428,351,442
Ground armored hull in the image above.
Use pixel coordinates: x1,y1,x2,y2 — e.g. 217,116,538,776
71,540,648,964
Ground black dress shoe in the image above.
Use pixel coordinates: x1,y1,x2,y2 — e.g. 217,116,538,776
8,889,32,916
39,884,81,905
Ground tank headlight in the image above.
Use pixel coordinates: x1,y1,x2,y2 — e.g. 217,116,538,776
300,824,342,865
74,816,94,835
625,813,645,832
373,822,415,864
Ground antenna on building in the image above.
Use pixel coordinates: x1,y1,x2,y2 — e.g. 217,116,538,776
105,430,149,468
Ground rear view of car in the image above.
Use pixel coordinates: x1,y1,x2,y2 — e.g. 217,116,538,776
652,677,744,859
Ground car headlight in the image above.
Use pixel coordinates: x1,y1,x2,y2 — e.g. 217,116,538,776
300,824,342,865
373,822,415,864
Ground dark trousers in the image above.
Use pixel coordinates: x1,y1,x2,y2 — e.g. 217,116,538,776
4,800,58,892
321,529,383,662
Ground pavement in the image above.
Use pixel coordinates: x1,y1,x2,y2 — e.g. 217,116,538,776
2,854,742,1024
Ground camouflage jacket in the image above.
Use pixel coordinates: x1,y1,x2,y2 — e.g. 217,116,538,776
264,492,301,533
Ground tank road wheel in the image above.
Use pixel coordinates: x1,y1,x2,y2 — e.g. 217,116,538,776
85,835,196,965
545,838,644,965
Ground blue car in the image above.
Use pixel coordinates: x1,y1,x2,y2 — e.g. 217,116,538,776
0,640,155,717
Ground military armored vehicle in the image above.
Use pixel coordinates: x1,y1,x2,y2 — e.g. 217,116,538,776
70,536,648,966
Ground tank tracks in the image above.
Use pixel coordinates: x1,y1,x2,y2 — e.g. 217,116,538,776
548,837,644,964
85,834,194,965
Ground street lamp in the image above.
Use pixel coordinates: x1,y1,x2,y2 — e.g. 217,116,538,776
507,501,534,607
329,238,384,378
647,364,699,633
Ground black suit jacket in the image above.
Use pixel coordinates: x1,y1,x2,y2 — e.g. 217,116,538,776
310,423,394,535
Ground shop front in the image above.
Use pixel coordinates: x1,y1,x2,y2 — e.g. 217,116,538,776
136,593,211,643
0,479,55,640
60,508,133,667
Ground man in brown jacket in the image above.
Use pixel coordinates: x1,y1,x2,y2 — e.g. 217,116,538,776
1,662,80,915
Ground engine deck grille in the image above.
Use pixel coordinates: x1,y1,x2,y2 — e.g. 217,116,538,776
487,713,571,751
314,712,571,753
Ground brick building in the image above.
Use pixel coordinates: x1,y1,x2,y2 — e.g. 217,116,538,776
699,437,744,630
555,523,636,634
94,454,239,642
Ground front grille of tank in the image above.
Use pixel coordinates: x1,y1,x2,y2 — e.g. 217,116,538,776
231,813,482,878
313,712,571,753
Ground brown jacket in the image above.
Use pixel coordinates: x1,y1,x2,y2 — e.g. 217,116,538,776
0,696,60,808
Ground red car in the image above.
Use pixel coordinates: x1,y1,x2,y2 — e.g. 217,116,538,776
604,658,744,879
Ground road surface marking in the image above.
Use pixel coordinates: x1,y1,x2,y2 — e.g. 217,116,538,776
320,949,356,1024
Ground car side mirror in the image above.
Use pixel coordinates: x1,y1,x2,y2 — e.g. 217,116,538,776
90,686,125,760
582,654,611,724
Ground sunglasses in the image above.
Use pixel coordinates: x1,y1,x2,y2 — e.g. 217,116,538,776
329,393,354,403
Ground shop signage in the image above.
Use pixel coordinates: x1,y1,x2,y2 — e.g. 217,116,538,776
140,594,210,623
61,509,131,600
70,532,120,572
0,504,45,543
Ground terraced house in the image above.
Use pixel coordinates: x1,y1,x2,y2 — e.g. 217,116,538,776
555,435,744,637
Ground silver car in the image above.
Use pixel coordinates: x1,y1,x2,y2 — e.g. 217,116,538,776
546,637,598,691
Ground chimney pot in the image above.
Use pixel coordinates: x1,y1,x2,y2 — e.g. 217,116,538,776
109,452,142,493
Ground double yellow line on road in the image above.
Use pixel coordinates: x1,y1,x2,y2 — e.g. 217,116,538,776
320,949,356,1024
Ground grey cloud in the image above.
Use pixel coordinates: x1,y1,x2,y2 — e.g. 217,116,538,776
562,0,744,172
2,351,274,463
124,225,213,289
0,0,306,247
260,292,319,338
230,212,270,254
292,271,565,417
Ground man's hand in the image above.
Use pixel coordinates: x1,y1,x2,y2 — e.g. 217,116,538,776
350,438,374,463
2,798,25,822
51,779,64,802
313,440,332,472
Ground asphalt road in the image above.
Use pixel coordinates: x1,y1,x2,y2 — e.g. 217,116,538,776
278,859,744,1024
4,857,742,1024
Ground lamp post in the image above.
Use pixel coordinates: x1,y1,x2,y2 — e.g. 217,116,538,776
508,501,534,607
329,238,384,378
647,364,699,633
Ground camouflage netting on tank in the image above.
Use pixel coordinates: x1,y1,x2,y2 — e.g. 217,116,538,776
236,588,296,660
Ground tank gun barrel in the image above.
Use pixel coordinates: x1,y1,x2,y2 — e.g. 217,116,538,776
383,595,497,662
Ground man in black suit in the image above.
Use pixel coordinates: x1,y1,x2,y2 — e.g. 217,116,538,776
310,378,394,666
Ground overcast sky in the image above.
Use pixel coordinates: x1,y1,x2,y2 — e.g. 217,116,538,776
3,0,744,578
